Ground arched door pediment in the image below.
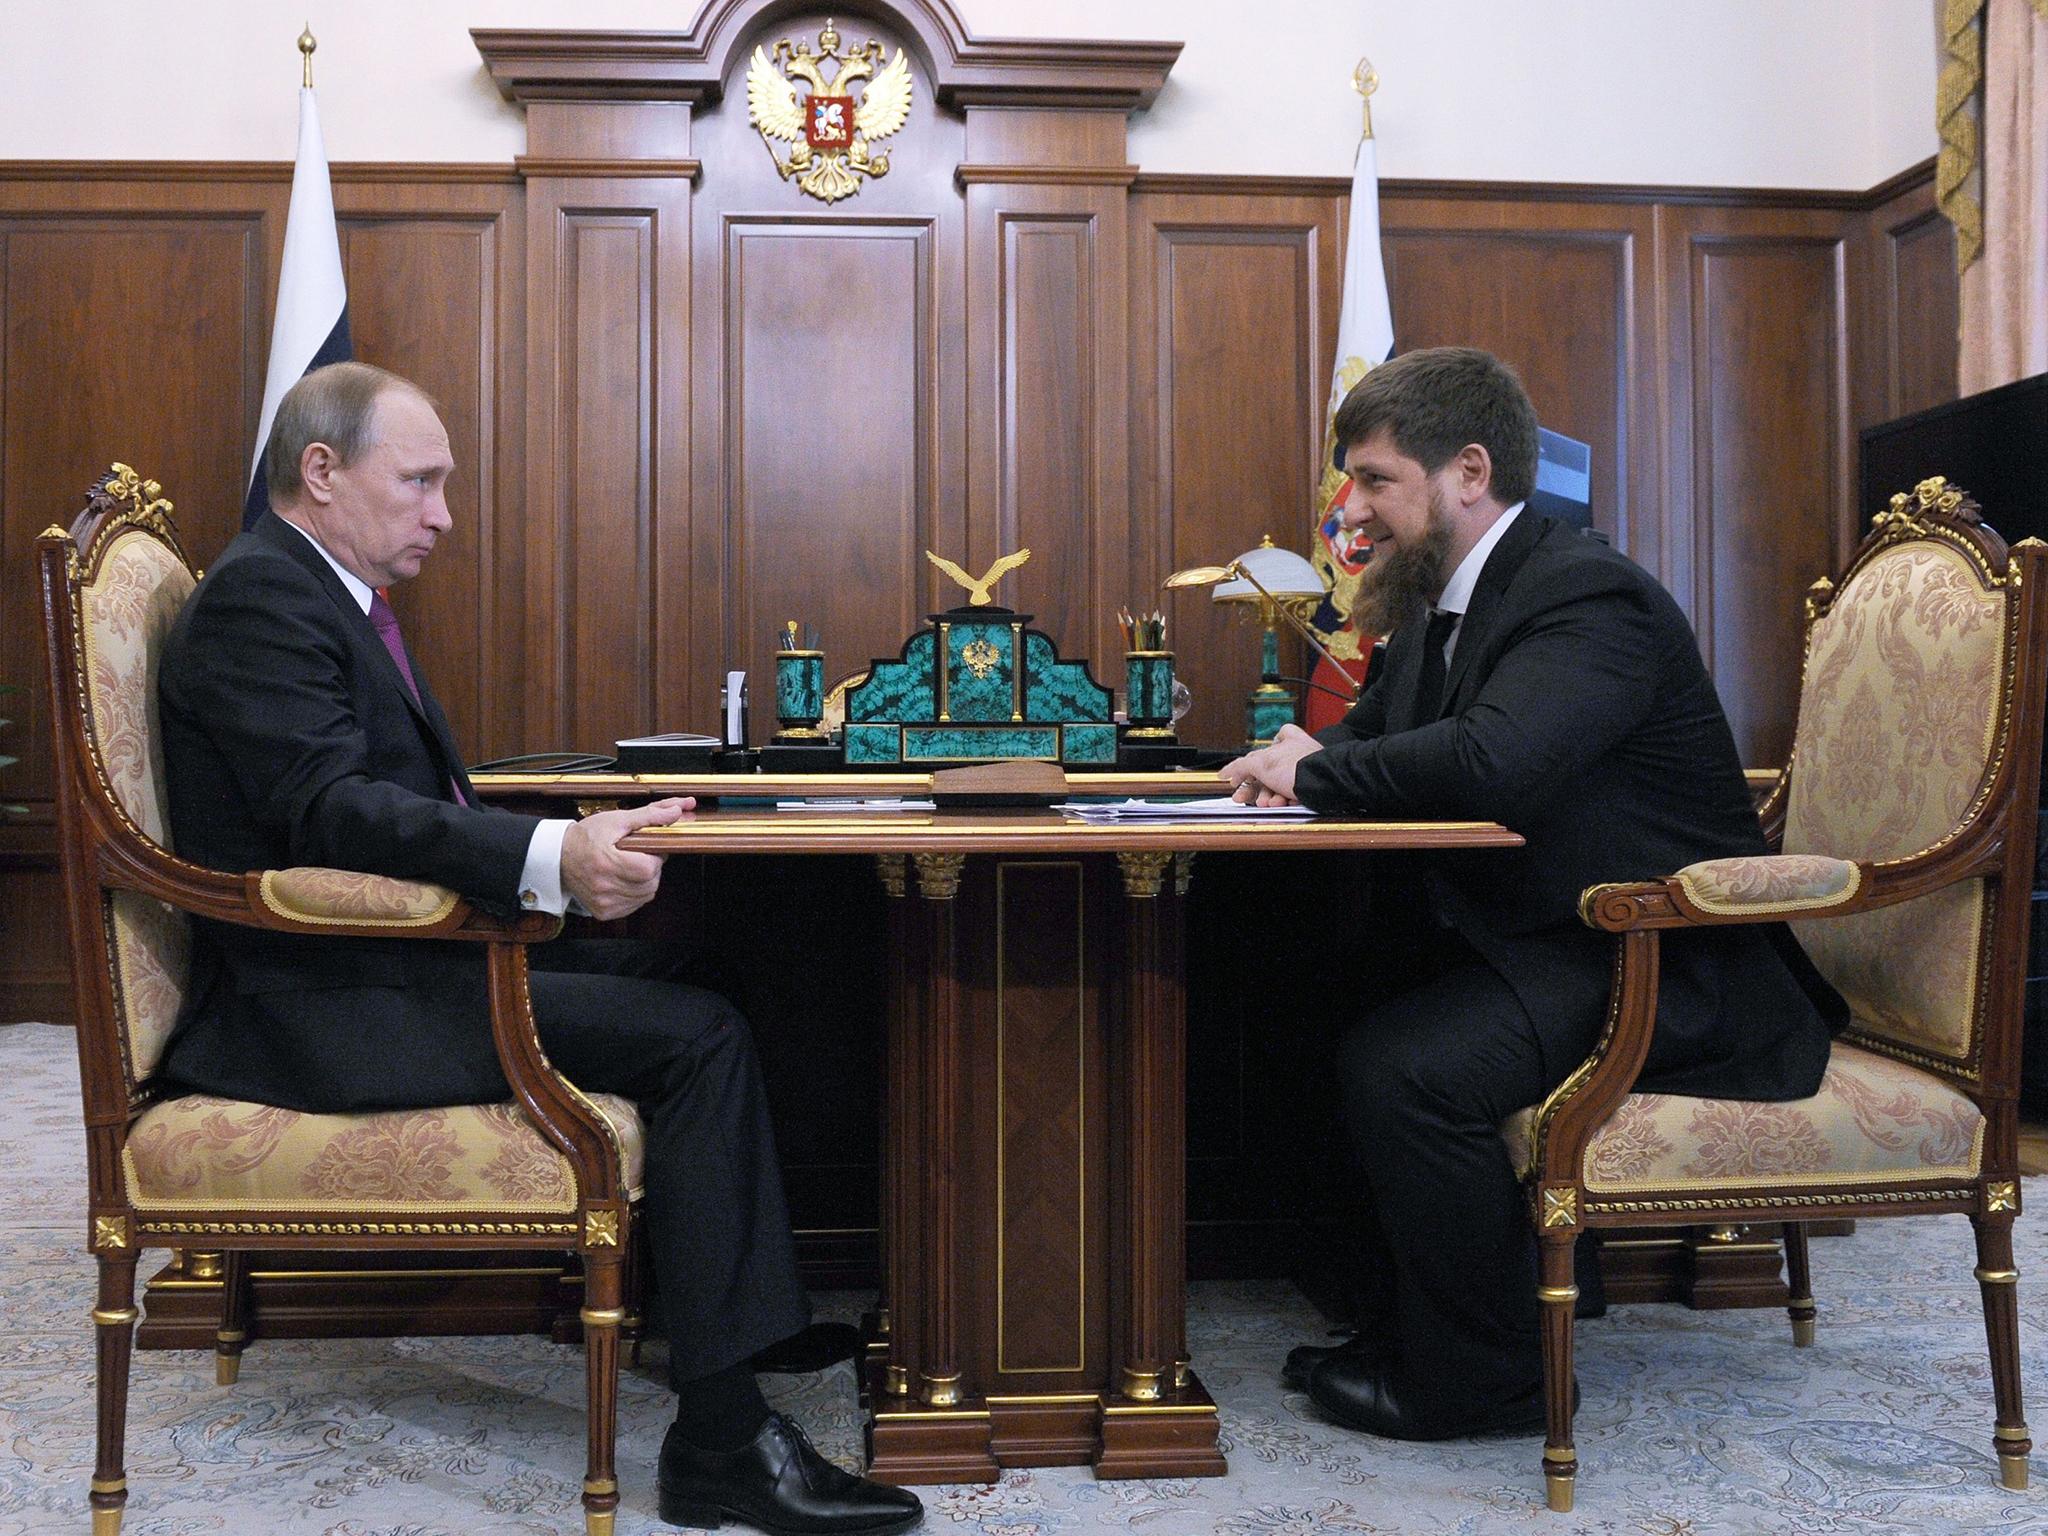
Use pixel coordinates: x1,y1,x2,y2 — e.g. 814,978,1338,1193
475,0,1176,114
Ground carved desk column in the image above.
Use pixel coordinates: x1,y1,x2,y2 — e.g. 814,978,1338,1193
1097,851,1225,1476
867,851,998,1482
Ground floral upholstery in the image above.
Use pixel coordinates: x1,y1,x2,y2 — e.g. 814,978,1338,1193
1503,1041,1983,1190
80,528,190,848
1673,853,1860,916
124,1091,645,1211
260,868,460,926
79,529,196,1083
1781,539,2005,1066
108,893,189,1089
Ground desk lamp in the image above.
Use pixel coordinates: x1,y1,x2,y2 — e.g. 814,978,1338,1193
1163,535,1358,744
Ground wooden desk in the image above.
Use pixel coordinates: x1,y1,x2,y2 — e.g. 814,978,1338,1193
617,803,1521,1483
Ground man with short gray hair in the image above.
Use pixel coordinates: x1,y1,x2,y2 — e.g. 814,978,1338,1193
159,361,921,1535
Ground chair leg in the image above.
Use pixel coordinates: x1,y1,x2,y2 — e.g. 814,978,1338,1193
1972,1213,2031,1490
1537,1231,1579,1512
91,1253,140,1536
215,1251,251,1385
1782,1221,1816,1347
581,1245,625,1536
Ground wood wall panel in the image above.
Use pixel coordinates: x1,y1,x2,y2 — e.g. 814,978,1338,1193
339,212,507,757
2,216,265,806
1130,205,1337,750
563,214,654,756
1677,226,1847,769
1866,174,1959,430
725,221,933,694
1380,215,1650,559
996,215,1093,657
1886,214,1961,422
0,863,72,1020
965,176,1132,680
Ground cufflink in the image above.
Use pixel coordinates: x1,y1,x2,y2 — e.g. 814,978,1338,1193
520,889,539,908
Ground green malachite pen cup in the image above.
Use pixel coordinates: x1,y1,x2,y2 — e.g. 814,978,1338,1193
1125,650,1174,732
774,650,825,739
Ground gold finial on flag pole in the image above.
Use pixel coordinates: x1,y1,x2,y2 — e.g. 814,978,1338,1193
1352,56,1379,140
299,24,318,88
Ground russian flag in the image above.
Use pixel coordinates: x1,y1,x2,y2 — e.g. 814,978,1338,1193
244,83,350,529
1303,119,1396,731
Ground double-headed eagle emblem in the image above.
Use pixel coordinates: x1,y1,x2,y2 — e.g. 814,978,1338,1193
747,19,913,204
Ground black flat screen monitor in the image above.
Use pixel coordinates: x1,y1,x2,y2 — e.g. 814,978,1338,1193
1859,371,2048,542
1528,426,1592,531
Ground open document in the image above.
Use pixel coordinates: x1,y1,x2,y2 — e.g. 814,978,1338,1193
1055,796,1316,821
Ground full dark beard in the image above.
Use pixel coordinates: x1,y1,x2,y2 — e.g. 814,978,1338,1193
1348,495,1456,637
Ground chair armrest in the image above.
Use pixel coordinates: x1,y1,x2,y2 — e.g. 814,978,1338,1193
1579,836,2001,934
237,864,559,941
250,866,558,941
1672,852,1860,916
89,827,560,944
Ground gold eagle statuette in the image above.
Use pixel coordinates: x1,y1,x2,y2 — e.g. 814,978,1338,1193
926,548,1031,607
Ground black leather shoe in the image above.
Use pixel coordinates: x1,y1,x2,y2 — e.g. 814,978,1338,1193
1307,1354,1575,1442
748,1322,863,1374
1280,1331,1389,1392
658,1413,923,1535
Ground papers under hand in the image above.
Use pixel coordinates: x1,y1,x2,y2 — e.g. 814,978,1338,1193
1055,796,1316,821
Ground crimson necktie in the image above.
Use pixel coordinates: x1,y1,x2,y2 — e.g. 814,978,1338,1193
368,592,468,806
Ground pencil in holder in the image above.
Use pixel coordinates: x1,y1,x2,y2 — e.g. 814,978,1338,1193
774,650,827,741
1124,650,1176,740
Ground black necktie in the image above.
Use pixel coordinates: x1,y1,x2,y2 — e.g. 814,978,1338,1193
1414,608,1458,723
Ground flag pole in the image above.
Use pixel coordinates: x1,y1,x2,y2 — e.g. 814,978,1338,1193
1302,53,1396,729
244,22,351,528
1353,56,1377,140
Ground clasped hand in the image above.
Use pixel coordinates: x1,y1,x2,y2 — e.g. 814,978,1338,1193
1218,723,1323,806
562,797,693,920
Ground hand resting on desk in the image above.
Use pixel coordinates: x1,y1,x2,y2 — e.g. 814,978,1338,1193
564,797,694,919
1219,723,1324,806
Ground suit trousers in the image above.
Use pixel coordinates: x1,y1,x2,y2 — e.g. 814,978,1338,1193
1337,936,1598,1416
522,939,811,1386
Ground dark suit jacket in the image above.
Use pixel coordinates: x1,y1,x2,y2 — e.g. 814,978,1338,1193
157,512,542,1111
1296,511,1843,1100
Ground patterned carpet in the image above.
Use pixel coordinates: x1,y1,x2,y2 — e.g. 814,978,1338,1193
2,1020,2044,1536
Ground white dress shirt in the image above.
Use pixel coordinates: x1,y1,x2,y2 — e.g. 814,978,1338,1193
1428,501,1525,667
275,516,573,914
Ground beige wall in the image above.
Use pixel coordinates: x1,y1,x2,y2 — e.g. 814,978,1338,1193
3,0,1935,186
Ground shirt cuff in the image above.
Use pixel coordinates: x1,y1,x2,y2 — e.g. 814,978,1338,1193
518,819,575,915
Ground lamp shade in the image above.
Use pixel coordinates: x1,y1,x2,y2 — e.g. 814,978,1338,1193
1211,542,1324,602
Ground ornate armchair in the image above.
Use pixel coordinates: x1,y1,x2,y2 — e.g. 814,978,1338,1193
39,468,643,1536
1504,480,2046,1512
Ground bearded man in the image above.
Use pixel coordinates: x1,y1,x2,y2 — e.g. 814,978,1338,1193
1220,347,1843,1443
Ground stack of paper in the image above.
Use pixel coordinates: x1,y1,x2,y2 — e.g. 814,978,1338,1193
1054,796,1316,821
